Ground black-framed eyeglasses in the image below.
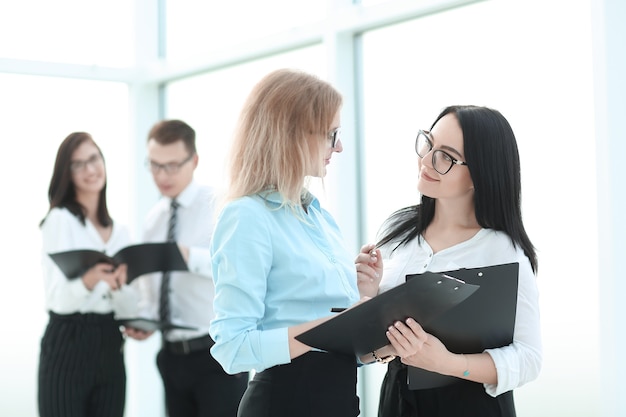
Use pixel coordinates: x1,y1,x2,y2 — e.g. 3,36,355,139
328,127,341,148
146,153,194,175
70,153,103,172
415,130,468,175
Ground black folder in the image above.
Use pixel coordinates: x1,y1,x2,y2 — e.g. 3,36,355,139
295,271,480,357
406,262,519,390
116,318,197,332
49,242,188,283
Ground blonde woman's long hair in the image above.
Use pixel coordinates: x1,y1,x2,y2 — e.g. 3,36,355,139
225,68,342,208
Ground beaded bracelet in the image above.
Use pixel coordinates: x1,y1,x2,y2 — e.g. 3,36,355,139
372,350,396,364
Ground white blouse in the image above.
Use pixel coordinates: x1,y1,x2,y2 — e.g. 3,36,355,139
40,207,138,317
379,228,542,397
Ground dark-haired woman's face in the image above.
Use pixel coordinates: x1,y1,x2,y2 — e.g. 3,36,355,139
70,140,106,196
417,113,473,200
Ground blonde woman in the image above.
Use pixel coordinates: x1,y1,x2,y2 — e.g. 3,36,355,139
209,69,361,417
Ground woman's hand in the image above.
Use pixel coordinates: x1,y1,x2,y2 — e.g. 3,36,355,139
124,327,154,340
82,262,127,291
355,243,382,298
112,264,128,290
386,318,455,374
388,318,499,383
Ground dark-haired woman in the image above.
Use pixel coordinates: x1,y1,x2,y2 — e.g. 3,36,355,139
38,132,137,417
356,106,542,417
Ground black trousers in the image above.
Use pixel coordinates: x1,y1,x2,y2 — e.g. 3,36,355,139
38,312,126,417
156,343,248,417
378,358,516,417
237,351,359,417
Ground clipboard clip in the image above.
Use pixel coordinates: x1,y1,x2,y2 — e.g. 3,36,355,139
440,274,466,284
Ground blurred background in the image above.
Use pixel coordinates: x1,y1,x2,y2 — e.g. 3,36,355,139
0,0,623,416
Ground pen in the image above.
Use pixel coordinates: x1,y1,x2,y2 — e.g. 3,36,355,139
330,307,347,313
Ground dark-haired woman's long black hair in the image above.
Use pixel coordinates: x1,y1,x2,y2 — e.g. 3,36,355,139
376,105,537,273
40,132,112,228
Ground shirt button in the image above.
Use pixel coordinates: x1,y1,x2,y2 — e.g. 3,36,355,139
329,257,336,263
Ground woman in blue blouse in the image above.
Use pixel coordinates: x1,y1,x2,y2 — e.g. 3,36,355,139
209,68,361,417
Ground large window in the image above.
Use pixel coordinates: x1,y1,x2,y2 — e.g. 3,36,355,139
165,1,325,62
165,45,326,196
360,1,598,415
0,0,134,66
0,73,130,417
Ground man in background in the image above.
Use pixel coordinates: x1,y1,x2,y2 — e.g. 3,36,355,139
126,119,247,416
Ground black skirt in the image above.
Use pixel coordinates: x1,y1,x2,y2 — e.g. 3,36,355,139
238,351,359,417
378,358,516,417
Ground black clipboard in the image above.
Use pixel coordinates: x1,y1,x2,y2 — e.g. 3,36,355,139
48,242,188,283
406,262,519,390
295,271,480,357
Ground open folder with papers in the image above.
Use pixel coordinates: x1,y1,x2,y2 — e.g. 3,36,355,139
295,270,480,357
48,242,188,283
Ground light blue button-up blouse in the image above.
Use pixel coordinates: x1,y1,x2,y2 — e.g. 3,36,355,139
209,191,360,374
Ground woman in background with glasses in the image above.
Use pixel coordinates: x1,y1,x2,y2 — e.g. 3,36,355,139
356,105,542,417
209,68,361,417
38,132,137,417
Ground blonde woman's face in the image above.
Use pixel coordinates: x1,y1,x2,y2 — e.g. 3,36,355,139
307,109,343,178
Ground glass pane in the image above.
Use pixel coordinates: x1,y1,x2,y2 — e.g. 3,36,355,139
0,0,134,66
0,73,130,416
361,0,597,238
360,1,598,416
165,0,325,62
164,45,327,200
